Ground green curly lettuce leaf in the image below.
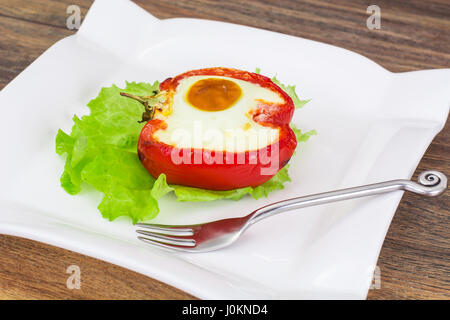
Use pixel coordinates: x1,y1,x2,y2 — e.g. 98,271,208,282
255,68,310,109
56,81,164,223
271,76,310,110
171,165,290,202
56,75,314,223
291,124,317,143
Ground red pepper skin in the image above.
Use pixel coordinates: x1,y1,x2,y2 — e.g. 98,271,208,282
137,68,297,191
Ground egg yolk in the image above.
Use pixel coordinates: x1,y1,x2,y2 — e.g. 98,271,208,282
186,78,242,111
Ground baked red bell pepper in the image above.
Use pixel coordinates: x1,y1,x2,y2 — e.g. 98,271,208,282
137,67,297,190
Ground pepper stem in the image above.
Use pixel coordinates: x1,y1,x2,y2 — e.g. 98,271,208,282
120,92,154,123
120,92,148,106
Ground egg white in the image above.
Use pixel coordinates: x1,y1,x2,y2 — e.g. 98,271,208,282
153,75,283,153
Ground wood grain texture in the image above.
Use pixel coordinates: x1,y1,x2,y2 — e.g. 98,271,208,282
0,0,448,300
0,235,195,300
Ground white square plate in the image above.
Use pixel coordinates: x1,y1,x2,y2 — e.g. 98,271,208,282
0,0,448,299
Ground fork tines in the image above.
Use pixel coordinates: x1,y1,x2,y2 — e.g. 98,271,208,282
136,223,196,249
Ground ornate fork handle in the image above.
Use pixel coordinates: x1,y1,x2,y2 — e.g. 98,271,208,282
249,171,447,225
136,170,447,252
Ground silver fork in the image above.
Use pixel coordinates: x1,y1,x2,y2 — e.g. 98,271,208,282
136,170,447,253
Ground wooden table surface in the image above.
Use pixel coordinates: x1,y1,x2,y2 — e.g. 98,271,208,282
0,0,449,300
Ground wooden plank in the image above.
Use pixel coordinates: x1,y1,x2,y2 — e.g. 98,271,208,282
0,15,71,88
0,0,92,28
